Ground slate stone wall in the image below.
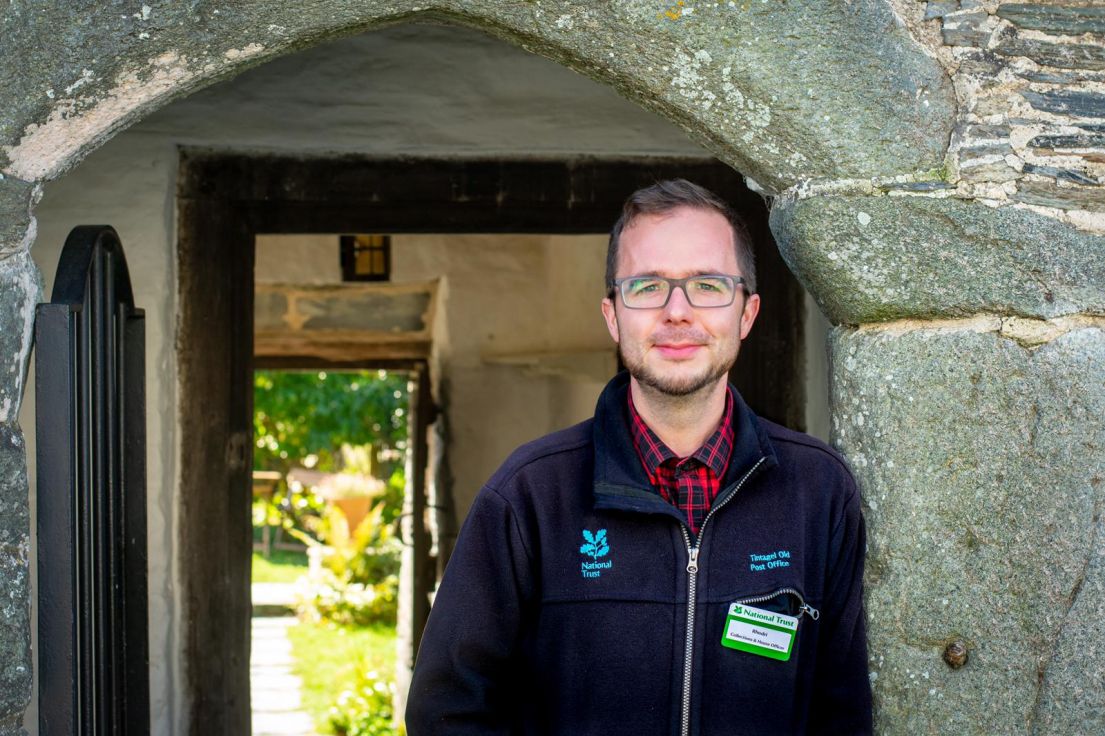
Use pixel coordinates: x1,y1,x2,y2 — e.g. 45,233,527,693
772,5,1105,730
931,2,1105,224
0,1,1101,733
772,4,1104,731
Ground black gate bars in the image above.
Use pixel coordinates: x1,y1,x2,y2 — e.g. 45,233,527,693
35,226,150,735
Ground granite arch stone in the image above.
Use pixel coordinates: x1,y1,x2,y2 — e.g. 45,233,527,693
1,1,955,192
771,193,1105,325
832,324,1105,734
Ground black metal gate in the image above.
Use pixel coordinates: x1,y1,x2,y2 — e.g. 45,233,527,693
35,226,150,735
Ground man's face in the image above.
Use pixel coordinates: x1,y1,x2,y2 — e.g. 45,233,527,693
601,206,760,397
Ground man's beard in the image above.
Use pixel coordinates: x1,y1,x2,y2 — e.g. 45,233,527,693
618,331,739,397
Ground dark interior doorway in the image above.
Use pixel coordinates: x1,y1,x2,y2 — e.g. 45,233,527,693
175,153,806,733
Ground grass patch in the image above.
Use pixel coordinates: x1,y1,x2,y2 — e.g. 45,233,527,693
251,549,308,583
286,620,397,733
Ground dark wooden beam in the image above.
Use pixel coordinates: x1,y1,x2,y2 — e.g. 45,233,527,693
179,154,765,234
177,196,254,736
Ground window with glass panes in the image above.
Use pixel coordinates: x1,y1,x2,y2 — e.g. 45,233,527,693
340,234,391,281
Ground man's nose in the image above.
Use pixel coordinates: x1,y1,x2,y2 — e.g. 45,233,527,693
663,283,695,321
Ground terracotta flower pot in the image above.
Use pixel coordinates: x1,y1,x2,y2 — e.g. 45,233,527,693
334,496,372,534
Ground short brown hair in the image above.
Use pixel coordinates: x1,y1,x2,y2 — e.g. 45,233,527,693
606,179,756,295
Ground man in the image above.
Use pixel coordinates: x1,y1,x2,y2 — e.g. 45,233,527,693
406,180,872,735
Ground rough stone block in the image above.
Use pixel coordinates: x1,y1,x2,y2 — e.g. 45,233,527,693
832,325,1105,735
955,50,1005,77
924,1,960,21
0,178,36,258
769,193,1105,324
1034,479,1105,732
996,4,1105,36
0,251,41,425
1018,70,1077,85
958,158,1022,182
995,37,1105,72
958,143,1013,162
0,721,28,736
972,93,1017,117
1021,163,1099,187
878,181,954,193
941,11,992,47
960,123,1010,141
1017,68,1099,85
0,425,30,730
1022,90,1105,120
1028,133,1105,151
1013,180,1105,212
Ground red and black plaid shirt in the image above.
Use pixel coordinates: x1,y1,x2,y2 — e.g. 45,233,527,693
628,387,735,537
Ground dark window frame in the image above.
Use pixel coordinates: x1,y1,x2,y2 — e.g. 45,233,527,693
340,233,392,282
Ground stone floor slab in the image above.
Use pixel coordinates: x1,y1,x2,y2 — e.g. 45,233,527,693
251,616,315,736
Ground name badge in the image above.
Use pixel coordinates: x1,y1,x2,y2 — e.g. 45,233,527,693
721,602,798,661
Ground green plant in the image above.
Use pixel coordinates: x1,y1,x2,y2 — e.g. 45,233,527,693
298,571,399,626
328,668,401,736
253,370,409,477
252,472,328,547
252,369,409,552
252,492,284,528
298,503,401,583
290,502,402,625
286,620,398,734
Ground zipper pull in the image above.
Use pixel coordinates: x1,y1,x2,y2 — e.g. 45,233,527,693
800,603,820,621
687,547,700,574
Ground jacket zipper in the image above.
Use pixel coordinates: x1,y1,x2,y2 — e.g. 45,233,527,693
678,456,766,736
736,587,820,621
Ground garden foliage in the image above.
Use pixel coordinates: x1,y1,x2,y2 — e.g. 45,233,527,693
292,502,402,626
254,369,408,474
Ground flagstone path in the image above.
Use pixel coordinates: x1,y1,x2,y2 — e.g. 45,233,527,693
251,615,316,736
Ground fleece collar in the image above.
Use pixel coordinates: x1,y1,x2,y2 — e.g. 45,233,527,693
591,371,777,519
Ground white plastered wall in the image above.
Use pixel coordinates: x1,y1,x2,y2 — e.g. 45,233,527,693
19,21,828,734
257,232,614,518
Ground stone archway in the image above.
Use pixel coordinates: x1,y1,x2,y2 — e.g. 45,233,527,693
2,3,1103,734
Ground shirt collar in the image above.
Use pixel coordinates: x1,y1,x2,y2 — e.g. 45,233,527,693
628,384,735,478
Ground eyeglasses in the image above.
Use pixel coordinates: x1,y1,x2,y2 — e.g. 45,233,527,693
609,274,748,309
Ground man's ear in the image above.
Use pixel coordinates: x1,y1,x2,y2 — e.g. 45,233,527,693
739,292,761,340
601,297,620,344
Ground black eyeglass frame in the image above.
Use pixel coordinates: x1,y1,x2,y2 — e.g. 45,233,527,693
608,274,750,309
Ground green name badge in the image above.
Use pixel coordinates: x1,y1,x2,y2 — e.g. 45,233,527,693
721,602,799,661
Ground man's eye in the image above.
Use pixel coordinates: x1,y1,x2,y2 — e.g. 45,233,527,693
629,280,663,294
692,279,723,292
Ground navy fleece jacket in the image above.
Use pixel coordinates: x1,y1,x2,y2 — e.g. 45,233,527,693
407,372,872,735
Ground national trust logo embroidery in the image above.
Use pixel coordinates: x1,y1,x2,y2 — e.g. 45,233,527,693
580,528,612,579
